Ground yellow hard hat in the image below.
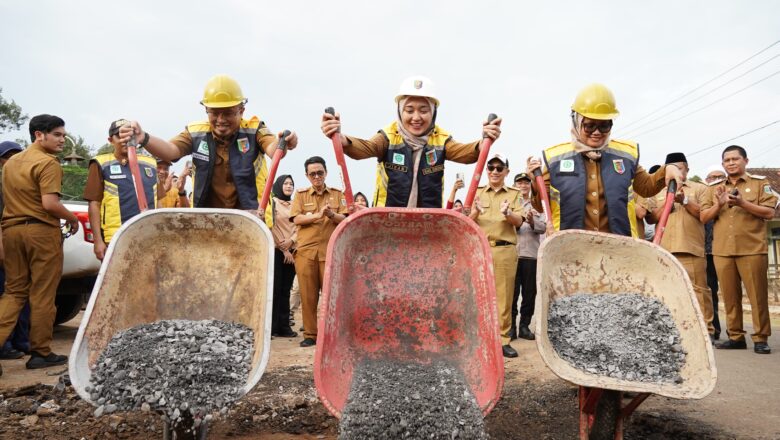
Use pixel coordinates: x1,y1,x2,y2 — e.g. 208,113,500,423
571,83,619,120
200,75,247,108
395,75,440,107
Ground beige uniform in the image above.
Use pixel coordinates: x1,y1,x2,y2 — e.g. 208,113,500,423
701,174,777,343
474,185,523,346
289,186,348,340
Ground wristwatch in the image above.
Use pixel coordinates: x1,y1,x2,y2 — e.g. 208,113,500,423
178,190,186,196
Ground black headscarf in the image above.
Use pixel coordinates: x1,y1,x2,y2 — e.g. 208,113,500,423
272,174,294,201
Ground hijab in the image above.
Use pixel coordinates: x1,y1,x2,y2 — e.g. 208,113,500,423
272,174,294,202
571,112,611,161
396,96,437,207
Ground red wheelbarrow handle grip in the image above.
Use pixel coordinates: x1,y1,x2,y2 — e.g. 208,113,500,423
652,179,677,245
126,145,149,212
325,107,354,209
533,168,554,225
259,129,291,212
463,113,498,210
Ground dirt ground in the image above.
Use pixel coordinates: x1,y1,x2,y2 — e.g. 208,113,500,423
1,309,779,440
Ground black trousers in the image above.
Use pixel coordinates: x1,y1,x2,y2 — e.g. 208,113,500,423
272,249,296,333
706,254,721,334
512,258,538,327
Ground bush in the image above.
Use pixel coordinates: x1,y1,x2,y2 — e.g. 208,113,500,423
62,165,88,201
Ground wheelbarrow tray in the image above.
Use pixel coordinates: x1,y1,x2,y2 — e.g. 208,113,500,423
314,208,505,418
535,230,717,399
69,208,274,405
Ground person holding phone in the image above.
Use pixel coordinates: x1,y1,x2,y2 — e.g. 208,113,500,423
446,173,465,210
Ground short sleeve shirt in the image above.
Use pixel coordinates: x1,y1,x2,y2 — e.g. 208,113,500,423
290,186,348,261
654,180,707,257
1,143,63,228
475,185,523,244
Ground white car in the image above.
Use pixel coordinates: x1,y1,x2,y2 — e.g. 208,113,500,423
56,201,101,324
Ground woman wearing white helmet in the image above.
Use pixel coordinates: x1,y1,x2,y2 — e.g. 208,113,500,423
320,76,501,208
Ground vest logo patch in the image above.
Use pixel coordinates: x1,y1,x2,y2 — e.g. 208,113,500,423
560,159,574,173
192,152,209,162
237,138,249,154
392,152,405,166
422,164,445,175
425,149,437,166
765,184,773,194
414,80,423,89
385,163,408,173
613,159,625,175
144,168,153,178
197,140,209,154
110,164,122,174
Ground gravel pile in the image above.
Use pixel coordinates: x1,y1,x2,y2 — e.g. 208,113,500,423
548,293,685,384
339,360,489,440
87,319,254,425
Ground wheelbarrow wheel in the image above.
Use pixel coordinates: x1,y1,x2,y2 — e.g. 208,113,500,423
589,390,621,440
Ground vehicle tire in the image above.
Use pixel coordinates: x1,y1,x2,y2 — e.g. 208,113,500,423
589,390,621,440
55,295,83,325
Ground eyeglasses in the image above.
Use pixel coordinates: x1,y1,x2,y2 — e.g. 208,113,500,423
487,165,505,173
582,120,613,134
307,170,326,178
206,108,241,118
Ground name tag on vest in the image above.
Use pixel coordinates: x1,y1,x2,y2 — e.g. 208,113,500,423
385,163,408,173
192,152,209,162
422,164,445,175
109,174,127,179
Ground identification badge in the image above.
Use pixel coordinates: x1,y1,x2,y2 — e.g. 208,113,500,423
192,152,209,162
237,138,249,154
425,149,437,166
560,159,574,173
144,168,153,178
109,174,127,179
613,159,625,175
392,152,405,166
197,140,209,154
110,164,122,174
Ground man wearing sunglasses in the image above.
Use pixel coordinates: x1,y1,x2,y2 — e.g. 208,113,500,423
527,83,681,237
470,154,524,358
118,75,297,221
290,156,347,348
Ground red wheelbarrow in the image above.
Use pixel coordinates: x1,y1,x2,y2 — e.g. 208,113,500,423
313,109,505,418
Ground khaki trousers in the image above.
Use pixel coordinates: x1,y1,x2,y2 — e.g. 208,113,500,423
294,254,325,340
714,254,770,343
674,253,715,335
0,223,63,356
491,245,517,346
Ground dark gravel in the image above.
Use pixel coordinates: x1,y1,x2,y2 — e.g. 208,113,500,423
339,360,489,440
87,319,254,425
548,293,685,383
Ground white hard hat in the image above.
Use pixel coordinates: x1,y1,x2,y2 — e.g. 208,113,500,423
395,76,439,106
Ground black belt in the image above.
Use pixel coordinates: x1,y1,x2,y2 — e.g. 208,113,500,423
489,240,514,247
5,218,49,228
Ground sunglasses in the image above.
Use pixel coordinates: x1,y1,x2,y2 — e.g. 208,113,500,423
582,120,613,134
307,170,326,178
206,108,241,118
487,165,506,173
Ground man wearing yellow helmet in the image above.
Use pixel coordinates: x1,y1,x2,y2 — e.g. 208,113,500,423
527,83,681,237
119,75,297,216
320,75,502,208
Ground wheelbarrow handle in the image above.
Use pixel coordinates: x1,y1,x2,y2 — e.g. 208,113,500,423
125,130,149,212
533,168,554,225
652,179,677,245
259,129,291,212
463,113,498,210
325,107,355,209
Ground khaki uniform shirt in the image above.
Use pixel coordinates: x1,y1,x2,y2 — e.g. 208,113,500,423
475,185,523,245
535,161,666,233
169,124,275,209
159,187,182,208
701,174,777,256
654,180,707,257
1,143,63,228
344,133,480,163
271,197,298,249
290,186,348,261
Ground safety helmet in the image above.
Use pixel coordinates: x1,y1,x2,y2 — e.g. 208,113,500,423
395,76,439,107
200,75,247,108
571,83,619,120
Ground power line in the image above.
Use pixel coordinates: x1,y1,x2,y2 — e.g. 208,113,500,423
629,69,780,138
751,142,780,161
621,39,780,130
688,119,780,157
621,53,780,137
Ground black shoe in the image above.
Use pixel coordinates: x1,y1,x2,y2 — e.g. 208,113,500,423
25,352,67,369
300,338,316,348
0,348,25,360
272,328,298,338
502,345,518,358
508,326,517,341
713,332,720,340
754,342,771,354
716,339,747,350
518,326,536,341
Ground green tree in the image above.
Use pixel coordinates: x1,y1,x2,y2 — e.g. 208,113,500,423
0,88,29,132
689,175,703,183
58,134,93,168
96,143,113,155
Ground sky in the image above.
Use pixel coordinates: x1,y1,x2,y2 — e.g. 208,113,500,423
2,1,779,199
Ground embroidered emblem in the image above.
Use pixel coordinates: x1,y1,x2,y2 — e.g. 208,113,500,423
560,159,574,173
110,164,122,174
197,140,209,154
237,138,249,154
392,153,405,166
144,168,153,178
613,159,625,175
425,149,437,166
765,184,773,194
414,80,423,89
